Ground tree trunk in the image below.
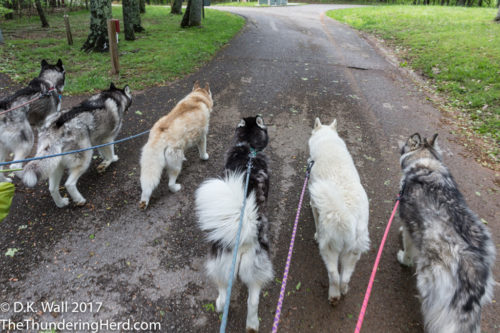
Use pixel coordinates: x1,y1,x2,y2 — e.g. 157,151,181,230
171,0,182,14
35,0,49,27
495,6,500,22
139,0,145,13
122,0,136,40
132,0,145,32
81,0,111,52
181,0,202,28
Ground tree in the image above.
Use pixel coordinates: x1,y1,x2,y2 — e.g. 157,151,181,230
132,0,145,32
122,0,136,40
139,0,145,13
180,0,202,28
495,6,500,22
171,0,182,15
35,0,49,27
81,0,111,53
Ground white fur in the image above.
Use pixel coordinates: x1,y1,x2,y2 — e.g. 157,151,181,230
308,118,370,304
195,172,273,332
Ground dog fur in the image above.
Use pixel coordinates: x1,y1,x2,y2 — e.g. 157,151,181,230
195,116,273,332
0,59,65,181
139,81,213,208
22,83,132,207
398,133,495,333
308,117,370,305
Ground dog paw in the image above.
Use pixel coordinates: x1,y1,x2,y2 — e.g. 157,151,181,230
139,201,148,210
246,328,258,333
314,232,318,242
328,296,341,307
169,184,182,193
55,197,70,208
0,176,13,183
340,283,349,296
200,153,209,161
112,155,119,162
399,226,404,233
397,250,412,267
215,296,225,313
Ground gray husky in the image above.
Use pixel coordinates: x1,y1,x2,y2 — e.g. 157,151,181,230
0,59,65,181
398,133,495,333
22,83,132,208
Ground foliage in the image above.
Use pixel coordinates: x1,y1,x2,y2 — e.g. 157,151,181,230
0,6,244,94
328,6,500,147
0,6,13,15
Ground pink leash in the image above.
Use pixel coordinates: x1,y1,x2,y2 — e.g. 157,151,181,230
354,195,401,333
272,160,314,333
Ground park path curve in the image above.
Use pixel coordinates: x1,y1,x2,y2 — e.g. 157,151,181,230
1,4,498,333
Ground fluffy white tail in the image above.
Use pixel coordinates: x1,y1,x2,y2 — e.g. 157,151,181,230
22,148,62,187
195,172,259,250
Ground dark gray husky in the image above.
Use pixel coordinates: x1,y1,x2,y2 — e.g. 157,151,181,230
23,83,132,208
0,59,65,181
398,133,495,333
195,116,273,332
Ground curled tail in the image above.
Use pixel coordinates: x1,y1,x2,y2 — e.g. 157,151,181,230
195,172,259,250
22,147,62,187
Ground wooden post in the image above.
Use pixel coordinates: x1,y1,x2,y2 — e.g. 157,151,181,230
64,15,73,45
107,19,120,75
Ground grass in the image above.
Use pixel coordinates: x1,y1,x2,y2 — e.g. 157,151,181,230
214,1,306,6
328,6,500,150
0,6,244,94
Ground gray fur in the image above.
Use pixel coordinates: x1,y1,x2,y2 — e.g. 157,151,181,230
22,83,132,208
0,59,65,181
398,133,495,333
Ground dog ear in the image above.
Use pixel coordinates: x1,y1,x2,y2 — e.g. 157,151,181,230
408,133,422,150
204,82,210,92
256,116,266,129
192,80,200,91
41,59,48,68
56,59,63,67
124,85,131,95
330,119,337,131
428,133,438,147
238,119,246,128
109,82,116,90
314,118,322,130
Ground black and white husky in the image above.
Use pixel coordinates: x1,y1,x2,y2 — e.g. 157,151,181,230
398,133,495,333
22,83,132,208
0,59,65,181
195,116,273,332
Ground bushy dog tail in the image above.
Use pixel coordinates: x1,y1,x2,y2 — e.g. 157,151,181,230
195,172,259,250
22,147,62,187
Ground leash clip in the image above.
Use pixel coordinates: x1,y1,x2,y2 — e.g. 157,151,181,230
306,160,315,175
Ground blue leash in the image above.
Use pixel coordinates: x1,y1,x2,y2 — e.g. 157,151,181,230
0,130,150,167
219,148,256,333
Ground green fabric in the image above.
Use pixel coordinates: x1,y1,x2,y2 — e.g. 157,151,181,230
0,182,15,222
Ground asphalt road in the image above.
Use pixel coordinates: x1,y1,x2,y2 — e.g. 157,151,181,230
1,5,498,333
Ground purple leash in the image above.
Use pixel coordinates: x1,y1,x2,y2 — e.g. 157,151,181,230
272,160,314,333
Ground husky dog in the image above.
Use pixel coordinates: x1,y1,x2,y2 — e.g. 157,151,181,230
0,59,65,181
22,83,132,207
139,81,213,208
195,116,273,332
398,133,495,333
308,118,370,305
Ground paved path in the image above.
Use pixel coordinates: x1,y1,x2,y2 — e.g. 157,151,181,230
1,5,498,333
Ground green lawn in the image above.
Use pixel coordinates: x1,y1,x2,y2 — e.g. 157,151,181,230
328,6,500,149
0,6,244,94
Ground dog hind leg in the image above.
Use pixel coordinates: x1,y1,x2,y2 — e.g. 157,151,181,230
339,251,361,296
320,244,341,305
65,151,92,206
197,131,209,161
398,226,415,267
165,150,183,193
311,203,319,242
0,145,12,182
49,165,69,208
96,142,118,173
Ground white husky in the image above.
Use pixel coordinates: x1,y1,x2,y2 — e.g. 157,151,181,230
308,118,370,305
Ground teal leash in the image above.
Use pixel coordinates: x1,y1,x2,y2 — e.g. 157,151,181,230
219,148,257,333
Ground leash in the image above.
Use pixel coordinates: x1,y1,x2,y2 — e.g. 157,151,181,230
272,160,314,333
0,130,150,167
0,87,56,116
219,148,257,333
354,193,401,333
